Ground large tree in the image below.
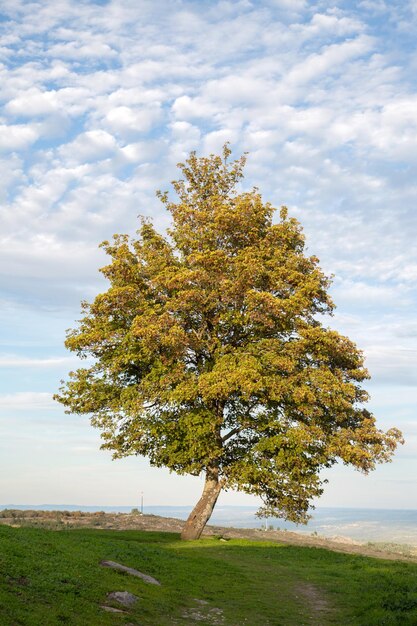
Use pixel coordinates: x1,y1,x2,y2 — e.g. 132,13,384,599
56,146,403,540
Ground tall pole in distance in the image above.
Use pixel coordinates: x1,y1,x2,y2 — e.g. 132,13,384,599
140,491,144,515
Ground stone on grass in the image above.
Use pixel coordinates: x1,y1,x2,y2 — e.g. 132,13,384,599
101,605,127,613
100,560,161,585
107,591,139,607
182,599,225,625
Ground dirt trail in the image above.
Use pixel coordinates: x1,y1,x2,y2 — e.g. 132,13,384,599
295,581,334,625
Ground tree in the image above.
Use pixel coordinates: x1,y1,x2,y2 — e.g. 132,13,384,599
55,145,403,540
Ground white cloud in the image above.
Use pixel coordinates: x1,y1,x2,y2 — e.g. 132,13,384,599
0,123,38,151
104,105,162,136
0,392,55,410
118,138,164,164
58,130,117,164
6,88,60,116
332,279,410,308
6,86,91,118
284,36,374,88
172,95,217,120
47,41,117,60
305,13,364,37
202,128,240,154
0,355,76,367
0,154,25,201
107,86,166,107
168,121,201,158
204,75,272,106
359,0,388,12
365,347,417,386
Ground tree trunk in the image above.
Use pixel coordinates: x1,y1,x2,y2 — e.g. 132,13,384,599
181,466,222,540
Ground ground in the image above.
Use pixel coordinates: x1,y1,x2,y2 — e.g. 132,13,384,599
1,509,416,562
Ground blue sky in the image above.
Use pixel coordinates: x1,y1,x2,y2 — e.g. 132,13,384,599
0,0,416,510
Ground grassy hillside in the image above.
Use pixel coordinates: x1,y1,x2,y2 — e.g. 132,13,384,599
1,525,417,625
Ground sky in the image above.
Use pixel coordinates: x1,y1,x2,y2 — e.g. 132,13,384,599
0,0,416,512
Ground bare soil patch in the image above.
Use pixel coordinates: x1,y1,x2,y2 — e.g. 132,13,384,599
295,581,334,624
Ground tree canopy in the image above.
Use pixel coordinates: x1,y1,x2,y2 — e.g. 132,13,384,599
55,145,403,540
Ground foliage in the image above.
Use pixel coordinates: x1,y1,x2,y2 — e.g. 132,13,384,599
55,145,403,524
1,525,417,625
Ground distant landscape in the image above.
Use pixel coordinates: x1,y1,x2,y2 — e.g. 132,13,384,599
2,505,417,545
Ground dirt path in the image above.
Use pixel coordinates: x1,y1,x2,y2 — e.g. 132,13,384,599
295,581,334,625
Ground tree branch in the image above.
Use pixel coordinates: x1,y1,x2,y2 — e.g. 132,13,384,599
222,426,243,443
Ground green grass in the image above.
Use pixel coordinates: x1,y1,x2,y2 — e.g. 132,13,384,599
1,526,417,625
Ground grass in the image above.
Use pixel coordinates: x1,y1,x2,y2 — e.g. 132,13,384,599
1,525,417,625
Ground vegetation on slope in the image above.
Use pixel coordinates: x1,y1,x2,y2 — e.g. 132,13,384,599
1,525,417,625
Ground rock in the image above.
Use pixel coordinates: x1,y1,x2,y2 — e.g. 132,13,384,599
183,599,225,624
107,591,139,607
100,560,161,585
100,605,127,613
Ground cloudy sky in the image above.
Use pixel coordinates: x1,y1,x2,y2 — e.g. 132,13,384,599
1,0,416,511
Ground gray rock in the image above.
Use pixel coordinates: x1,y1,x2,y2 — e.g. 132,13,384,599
100,560,161,585
100,605,127,613
107,591,139,607
183,599,225,625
